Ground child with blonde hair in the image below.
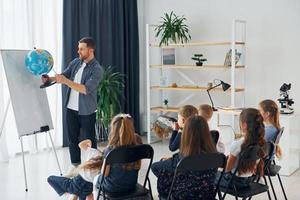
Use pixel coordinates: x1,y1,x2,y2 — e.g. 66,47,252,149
169,105,198,152
198,104,225,153
259,99,282,158
93,113,142,197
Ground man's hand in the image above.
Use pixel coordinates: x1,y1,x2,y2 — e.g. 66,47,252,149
55,74,69,84
41,74,50,83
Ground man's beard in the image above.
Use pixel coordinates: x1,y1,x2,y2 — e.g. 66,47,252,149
80,54,89,60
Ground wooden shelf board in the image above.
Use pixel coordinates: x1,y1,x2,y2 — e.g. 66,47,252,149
151,107,179,112
150,86,245,92
151,106,242,115
150,41,245,48
150,64,245,69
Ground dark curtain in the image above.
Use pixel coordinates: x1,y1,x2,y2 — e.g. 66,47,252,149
62,0,140,146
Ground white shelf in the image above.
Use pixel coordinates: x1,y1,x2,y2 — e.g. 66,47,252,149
150,86,245,92
146,20,247,144
150,41,245,48
150,64,245,69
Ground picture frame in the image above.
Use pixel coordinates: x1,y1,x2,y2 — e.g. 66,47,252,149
224,49,241,67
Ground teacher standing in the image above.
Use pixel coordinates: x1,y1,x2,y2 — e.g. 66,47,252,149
43,37,103,166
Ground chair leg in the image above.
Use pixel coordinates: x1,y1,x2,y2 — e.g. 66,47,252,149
97,190,101,200
277,174,288,200
147,178,154,200
263,175,272,200
267,174,277,200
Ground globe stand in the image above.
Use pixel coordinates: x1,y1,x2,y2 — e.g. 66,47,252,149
40,80,56,89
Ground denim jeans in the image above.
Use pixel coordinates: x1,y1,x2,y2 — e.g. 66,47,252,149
215,171,254,189
47,175,93,200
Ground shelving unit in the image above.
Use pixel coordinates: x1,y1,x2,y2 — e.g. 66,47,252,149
146,19,247,144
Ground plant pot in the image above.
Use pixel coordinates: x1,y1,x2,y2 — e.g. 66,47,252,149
196,62,203,66
95,120,109,142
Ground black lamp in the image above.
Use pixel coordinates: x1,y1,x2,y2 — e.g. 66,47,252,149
207,79,231,111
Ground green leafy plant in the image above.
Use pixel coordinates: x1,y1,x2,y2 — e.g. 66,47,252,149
191,54,207,66
96,66,125,129
155,11,191,46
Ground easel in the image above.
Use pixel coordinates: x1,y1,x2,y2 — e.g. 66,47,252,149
0,98,62,192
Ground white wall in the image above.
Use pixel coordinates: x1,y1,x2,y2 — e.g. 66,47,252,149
138,0,300,132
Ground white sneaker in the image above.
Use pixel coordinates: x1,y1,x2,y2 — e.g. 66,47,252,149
68,194,78,200
64,165,79,178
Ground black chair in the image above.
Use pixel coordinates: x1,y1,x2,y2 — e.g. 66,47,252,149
211,130,220,145
96,144,154,200
219,145,271,200
264,127,288,200
166,153,227,200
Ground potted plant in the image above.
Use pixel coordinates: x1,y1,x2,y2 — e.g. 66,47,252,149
96,66,125,141
155,11,191,46
191,54,207,66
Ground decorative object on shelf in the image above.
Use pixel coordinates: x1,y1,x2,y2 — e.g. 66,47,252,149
155,11,191,46
163,99,169,108
224,49,241,67
151,115,177,138
96,66,125,141
207,82,213,89
207,79,231,111
191,54,207,66
171,82,178,87
160,76,168,86
162,48,175,64
278,83,294,114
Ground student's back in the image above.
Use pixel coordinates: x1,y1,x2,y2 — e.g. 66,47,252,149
259,99,281,143
152,116,218,199
94,114,142,194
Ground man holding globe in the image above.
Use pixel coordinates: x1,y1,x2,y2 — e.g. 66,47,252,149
42,37,103,167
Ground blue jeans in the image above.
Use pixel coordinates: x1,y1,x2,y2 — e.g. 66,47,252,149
47,175,93,200
215,172,254,189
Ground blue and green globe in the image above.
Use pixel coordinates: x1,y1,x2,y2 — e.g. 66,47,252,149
25,49,54,76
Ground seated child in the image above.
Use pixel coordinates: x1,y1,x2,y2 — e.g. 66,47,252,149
259,99,280,143
152,116,218,199
93,113,143,197
47,139,102,200
198,104,225,153
216,108,266,189
169,105,198,152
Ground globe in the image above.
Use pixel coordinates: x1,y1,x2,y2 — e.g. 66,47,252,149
25,49,54,76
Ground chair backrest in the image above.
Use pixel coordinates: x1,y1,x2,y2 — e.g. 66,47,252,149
274,127,284,145
176,153,226,172
210,130,220,145
265,142,275,159
105,144,154,165
263,142,275,170
101,144,154,189
167,153,227,200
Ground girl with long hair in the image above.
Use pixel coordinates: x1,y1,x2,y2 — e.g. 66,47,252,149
47,139,102,200
152,115,217,199
93,113,142,196
259,99,280,142
217,108,266,189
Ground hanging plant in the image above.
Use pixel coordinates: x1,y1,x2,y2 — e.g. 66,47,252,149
155,11,192,46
